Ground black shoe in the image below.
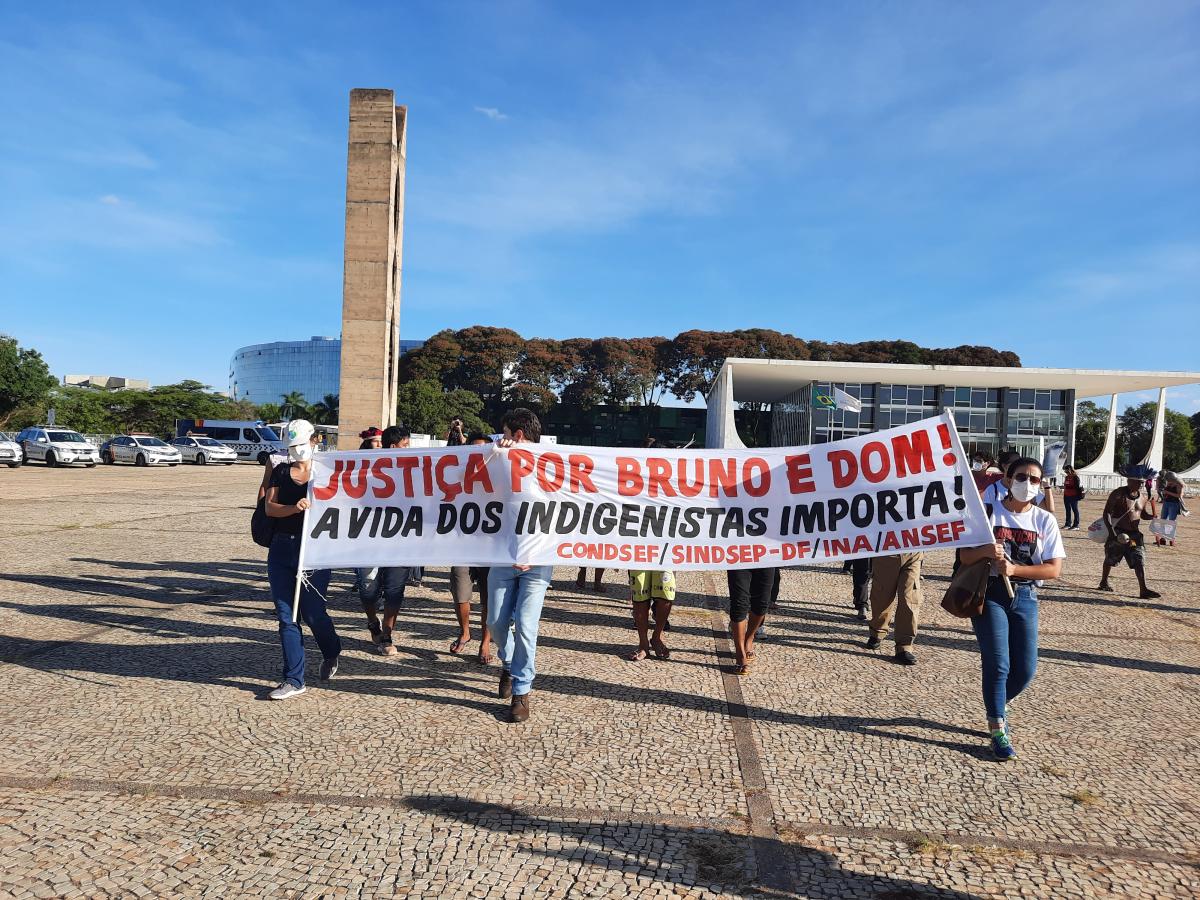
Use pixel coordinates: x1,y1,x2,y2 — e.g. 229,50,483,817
865,635,882,650
896,649,917,666
319,654,339,681
366,618,383,643
854,605,868,622
498,670,513,699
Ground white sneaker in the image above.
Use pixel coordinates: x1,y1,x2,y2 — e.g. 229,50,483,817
269,683,306,700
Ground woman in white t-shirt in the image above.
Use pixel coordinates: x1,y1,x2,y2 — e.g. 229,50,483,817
959,456,1066,761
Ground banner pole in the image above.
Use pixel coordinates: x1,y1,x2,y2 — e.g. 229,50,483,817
291,459,316,624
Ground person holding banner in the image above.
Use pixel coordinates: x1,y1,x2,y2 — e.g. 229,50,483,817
626,570,676,661
488,409,554,723
263,420,341,700
865,553,922,665
449,433,495,662
727,568,778,676
959,456,1065,760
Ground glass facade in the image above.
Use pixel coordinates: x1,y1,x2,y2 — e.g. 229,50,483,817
768,380,1073,458
229,336,425,406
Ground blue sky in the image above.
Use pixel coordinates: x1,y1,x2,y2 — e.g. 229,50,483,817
1,1,1198,412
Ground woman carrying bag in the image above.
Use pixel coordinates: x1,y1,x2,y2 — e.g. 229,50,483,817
958,457,1066,760
1062,464,1083,530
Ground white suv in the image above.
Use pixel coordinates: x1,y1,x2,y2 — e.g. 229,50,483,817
15,427,100,468
104,435,182,467
0,432,23,468
169,436,238,465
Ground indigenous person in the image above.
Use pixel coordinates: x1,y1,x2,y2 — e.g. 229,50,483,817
1062,465,1083,531
488,409,554,723
358,427,383,449
727,567,778,676
357,425,416,654
959,457,1065,759
1099,466,1161,598
263,420,340,700
575,567,607,593
626,570,676,661
865,553,922,665
449,433,494,662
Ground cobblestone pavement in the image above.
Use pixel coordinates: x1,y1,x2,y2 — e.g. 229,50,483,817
1,465,1197,898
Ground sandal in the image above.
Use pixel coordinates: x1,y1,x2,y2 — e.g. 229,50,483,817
650,637,670,660
626,648,650,661
449,637,470,654
477,643,495,665
735,663,751,676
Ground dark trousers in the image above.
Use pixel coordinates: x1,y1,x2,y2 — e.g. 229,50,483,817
1063,496,1081,529
728,568,777,623
849,558,871,609
266,533,339,688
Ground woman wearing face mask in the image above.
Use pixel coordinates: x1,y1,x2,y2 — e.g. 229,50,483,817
959,457,1065,760
263,419,341,700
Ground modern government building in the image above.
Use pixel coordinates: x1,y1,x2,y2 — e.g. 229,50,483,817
229,336,424,406
706,358,1200,482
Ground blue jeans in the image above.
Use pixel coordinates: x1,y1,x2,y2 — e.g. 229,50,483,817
1063,496,1080,529
355,566,413,614
267,533,339,688
971,580,1038,721
487,565,553,696
1161,500,1181,521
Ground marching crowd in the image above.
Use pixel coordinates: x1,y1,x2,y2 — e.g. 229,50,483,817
256,408,1183,761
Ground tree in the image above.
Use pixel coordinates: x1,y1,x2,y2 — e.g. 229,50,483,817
1163,410,1196,472
311,394,340,425
1073,400,1110,467
256,402,283,424
280,392,310,421
0,335,58,425
395,379,489,437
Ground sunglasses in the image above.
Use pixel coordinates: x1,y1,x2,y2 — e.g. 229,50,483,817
1011,472,1042,484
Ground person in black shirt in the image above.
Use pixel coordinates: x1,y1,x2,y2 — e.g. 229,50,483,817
263,420,341,700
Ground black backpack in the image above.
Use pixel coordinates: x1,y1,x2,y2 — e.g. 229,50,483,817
251,463,285,548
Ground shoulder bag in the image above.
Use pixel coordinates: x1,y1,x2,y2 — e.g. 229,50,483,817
941,503,993,618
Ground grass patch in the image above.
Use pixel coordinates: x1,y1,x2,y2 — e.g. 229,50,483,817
1066,789,1101,807
907,834,950,855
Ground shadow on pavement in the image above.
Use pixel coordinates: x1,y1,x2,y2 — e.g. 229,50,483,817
404,794,983,899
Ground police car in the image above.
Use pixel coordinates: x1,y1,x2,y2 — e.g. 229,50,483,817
169,435,239,465
102,434,183,467
174,419,287,465
0,431,24,467
14,426,101,467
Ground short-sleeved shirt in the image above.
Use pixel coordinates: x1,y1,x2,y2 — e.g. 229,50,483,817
989,502,1065,585
269,463,310,536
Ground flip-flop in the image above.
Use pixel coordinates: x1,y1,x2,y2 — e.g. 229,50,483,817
650,638,670,660
449,637,470,654
477,646,495,665
735,663,751,676
626,648,650,661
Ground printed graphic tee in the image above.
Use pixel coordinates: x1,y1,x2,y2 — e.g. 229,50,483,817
989,502,1065,585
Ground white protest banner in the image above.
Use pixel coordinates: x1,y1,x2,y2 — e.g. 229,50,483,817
298,410,992,572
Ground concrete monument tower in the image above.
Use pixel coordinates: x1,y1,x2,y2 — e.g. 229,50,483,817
336,89,407,449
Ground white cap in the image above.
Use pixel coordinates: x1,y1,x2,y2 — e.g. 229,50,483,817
286,419,315,447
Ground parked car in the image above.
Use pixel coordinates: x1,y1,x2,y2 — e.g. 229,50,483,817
14,426,100,467
101,434,182,467
170,435,238,465
0,431,23,467
174,419,287,465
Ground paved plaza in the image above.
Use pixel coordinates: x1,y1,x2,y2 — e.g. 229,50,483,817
0,464,1197,898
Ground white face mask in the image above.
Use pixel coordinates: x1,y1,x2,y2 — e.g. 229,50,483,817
288,442,313,463
1009,479,1040,503
971,461,985,471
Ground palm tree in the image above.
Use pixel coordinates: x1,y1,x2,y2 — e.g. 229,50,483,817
311,393,339,425
280,391,309,421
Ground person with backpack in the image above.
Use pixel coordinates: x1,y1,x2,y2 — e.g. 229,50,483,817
958,456,1066,759
262,420,341,700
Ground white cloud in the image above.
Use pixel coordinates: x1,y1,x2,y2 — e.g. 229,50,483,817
99,194,121,205
473,106,508,121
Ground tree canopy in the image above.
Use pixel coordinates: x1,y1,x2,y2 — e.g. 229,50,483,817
0,335,58,425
